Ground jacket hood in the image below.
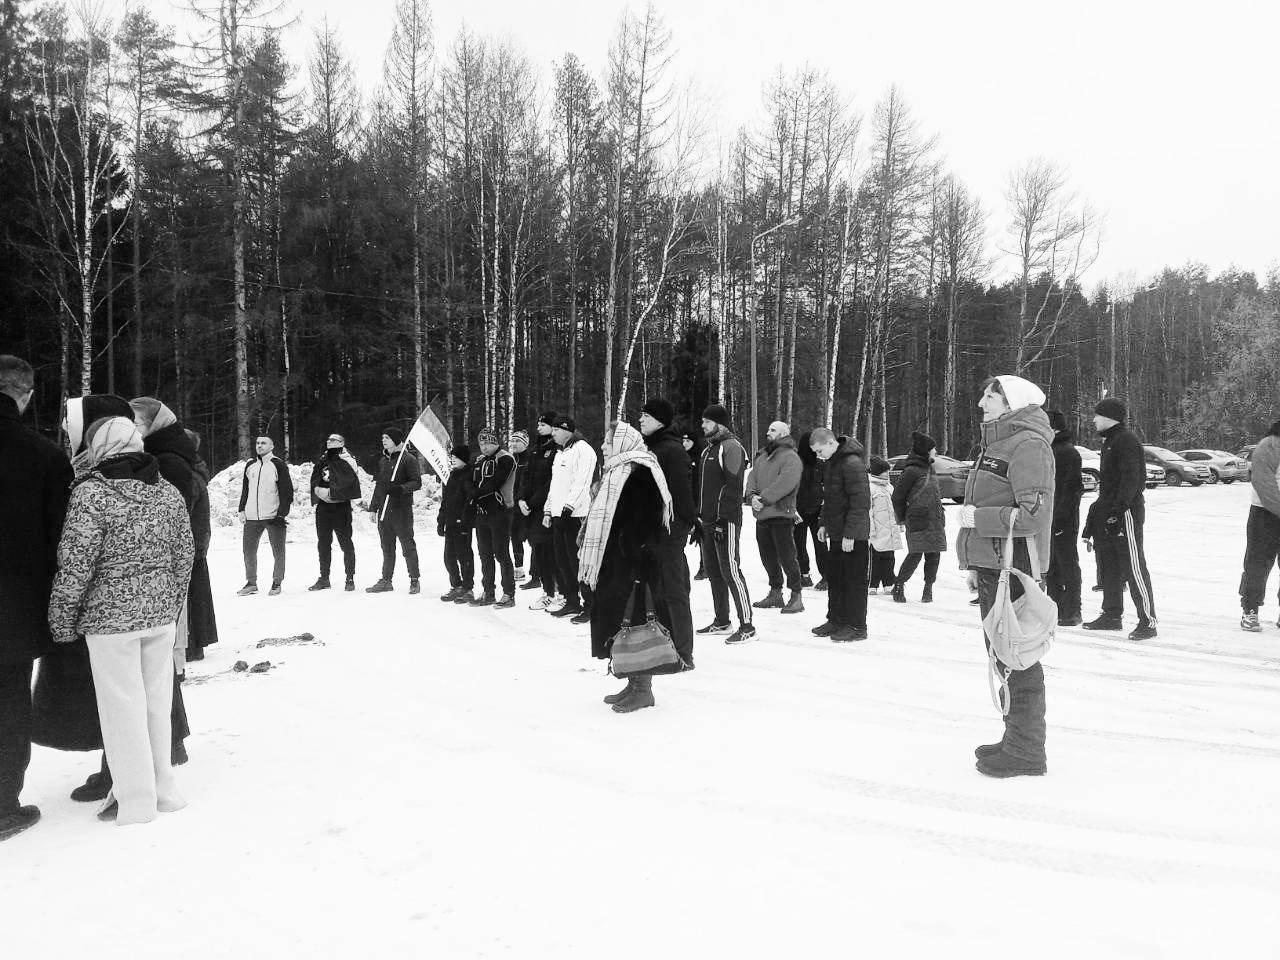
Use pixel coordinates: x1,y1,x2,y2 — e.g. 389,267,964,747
143,421,199,466
1053,429,1073,445
797,432,817,465
93,452,161,489
645,425,682,449
832,435,865,460
904,450,932,471
980,404,1054,447
764,435,797,456
707,425,734,444
869,472,891,488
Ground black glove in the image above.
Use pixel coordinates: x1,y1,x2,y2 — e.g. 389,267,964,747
689,525,703,545
560,505,573,518
437,522,445,537
714,522,726,543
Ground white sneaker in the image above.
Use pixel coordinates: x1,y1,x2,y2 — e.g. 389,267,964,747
546,595,566,613
882,587,895,595
514,567,526,580
530,594,555,611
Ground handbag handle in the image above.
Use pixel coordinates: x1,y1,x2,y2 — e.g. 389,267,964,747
1001,511,1042,582
620,581,656,627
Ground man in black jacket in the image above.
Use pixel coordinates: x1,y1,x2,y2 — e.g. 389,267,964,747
810,429,871,643
1046,411,1084,626
309,433,361,591
794,431,827,590
639,398,696,668
1084,398,1157,640
518,414,559,605
508,430,532,580
437,445,475,602
367,426,423,594
0,356,73,841
470,428,517,607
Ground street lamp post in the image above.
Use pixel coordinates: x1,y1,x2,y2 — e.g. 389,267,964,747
748,217,798,456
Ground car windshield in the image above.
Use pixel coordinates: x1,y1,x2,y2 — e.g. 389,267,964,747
1147,446,1182,462
1213,450,1236,459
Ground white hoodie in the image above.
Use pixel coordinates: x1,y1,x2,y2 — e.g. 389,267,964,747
545,436,597,519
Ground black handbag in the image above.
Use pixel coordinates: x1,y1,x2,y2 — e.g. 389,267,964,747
608,581,685,678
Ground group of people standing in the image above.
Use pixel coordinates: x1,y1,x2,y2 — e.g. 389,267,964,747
1,356,218,841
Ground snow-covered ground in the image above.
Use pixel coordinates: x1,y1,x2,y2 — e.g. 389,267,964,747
5,483,1280,958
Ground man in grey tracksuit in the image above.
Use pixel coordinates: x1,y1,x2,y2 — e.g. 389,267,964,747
238,436,293,595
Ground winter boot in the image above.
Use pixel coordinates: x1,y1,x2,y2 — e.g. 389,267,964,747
520,579,543,591
801,574,814,588
974,741,1005,761
814,578,828,591
891,582,907,604
1082,615,1122,631
831,625,864,643
440,586,461,602
780,591,804,614
453,590,474,604
976,751,1047,778
697,620,733,635
1241,609,1262,632
725,623,758,645
344,578,355,592
1128,623,1158,641
495,594,515,609
469,592,496,607
753,588,784,610
0,805,40,841
603,678,636,704
268,583,282,596
811,621,839,637
236,583,258,596
70,759,112,802
1057,612,1083,627
612,675,655,713
366,579,394,594
922,583,934,603
408,579,421,595
308,577,331,592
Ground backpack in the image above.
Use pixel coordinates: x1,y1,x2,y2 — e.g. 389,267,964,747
982,513,1056,715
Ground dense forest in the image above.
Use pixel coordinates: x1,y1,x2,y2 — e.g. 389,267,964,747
0,0,1275,471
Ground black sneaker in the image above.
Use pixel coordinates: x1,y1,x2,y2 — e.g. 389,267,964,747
814,578,828,591
440,587,460,602
366,579,394,594
550,603,583,618
696,621,732,635
1128,623,1157,641
832,625,865,643
1057,614,1083,627
0,805,41,841
408,579,421,595
725,623,757,645
344,578,355,592
236,583,258,596
268,583,282,596
569,610,591,625
1082,616,1122,631
308,577,331,592
453,590,474,604
70,771,111,803
801,574,814,588
495,594,515,609
519,580,543,591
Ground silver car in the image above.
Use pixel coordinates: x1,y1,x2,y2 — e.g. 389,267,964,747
1078,445,1164,488
1177,449,1250,484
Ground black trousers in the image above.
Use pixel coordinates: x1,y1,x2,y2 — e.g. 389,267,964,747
652,526,695,664
443,529,475,589
0,661,33,812
552,515,582,606
1046,528,1082,618
701,521,752,625
897,551,940,585
826,540,869,628
476,510,515,596
1240,506,1280,610
869,547,896,588
530,539,557,595
379,506,420,580
976,567,1047,764
757,517,802,591
315,502,356,579
794,513,828,579
509,511,527,568
1096,506,1157,626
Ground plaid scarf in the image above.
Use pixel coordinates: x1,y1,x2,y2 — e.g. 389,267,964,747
577,423,673,589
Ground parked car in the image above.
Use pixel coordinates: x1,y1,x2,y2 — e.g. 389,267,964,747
1075,444,1162,489
1177,449,1250,484
1238,444,1257,476
887,454,970,504
1143,445,1211,486
1145,462,1166,487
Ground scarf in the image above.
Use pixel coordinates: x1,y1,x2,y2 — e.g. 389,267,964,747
129,396,178,437
86,416,145,466
577,422,673,590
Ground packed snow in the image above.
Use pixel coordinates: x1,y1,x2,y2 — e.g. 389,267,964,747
4,483,1280,958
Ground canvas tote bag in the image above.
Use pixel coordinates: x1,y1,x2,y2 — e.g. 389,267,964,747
982,513,1057,714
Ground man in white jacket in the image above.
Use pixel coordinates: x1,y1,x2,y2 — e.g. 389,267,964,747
237,436,293,596
543,416,596,620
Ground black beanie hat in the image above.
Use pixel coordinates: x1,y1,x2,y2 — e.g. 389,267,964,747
868,455,891,476
911,430,936,457
552,415,575,433
1047,410,1068,433
538,410,558,427
451,444,471,463
382,425,405,446
642,397,675,427
702,403,730,428
1094,397,1126,422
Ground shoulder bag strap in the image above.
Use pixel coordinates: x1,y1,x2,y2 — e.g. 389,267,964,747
1002,512,1016,571
642,582,658,621
621,580,642,627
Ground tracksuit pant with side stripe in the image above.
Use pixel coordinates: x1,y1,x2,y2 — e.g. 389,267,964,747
1096,505,1157,627
701,520,752,626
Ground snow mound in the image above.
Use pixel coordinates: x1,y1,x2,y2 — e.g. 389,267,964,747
208,460,441,529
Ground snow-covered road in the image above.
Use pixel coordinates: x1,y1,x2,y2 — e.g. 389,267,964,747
5,483,1279,958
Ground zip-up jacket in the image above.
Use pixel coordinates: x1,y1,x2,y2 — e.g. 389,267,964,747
819,437,870,541
239,453,293,521
1096,422,1145,519
795,432,824,517
546,434,596,518
438,465,474,533
743,435,802,522
309,448,361,505
1249,434,1280,517
698,427,748,527
1051,430,1084,534
519,435,556,515
472,448,517,516
869,474,904,552
370,448,422,515
644,426,696,531
956,405,1055,572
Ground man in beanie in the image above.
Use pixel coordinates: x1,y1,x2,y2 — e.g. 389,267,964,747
519,413,560,607
1239,420,1280,631
308,433,360,592
237,435,293,596
1045,411,1084,626
469,428,518,608
544,416,597,620
744,420,805,614
637,398,697,669
508,429,533,581
696,404,755,644
366,426,422,594
1084,397,1157,640
891,431,947,603
437,444,475,602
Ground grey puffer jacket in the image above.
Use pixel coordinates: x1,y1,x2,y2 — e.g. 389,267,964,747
49,453,195,643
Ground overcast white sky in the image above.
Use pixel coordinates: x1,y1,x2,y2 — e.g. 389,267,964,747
140,0,1280,285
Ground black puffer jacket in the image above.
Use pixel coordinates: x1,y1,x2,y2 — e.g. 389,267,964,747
819,436,871,541
438,464,474,534
892,452,947,554
1096,422,1145,520
309,448,361,505
796,431,824,517
645,426,695,531
518,434,556,515
370,448,422,515
1052,430,1084,534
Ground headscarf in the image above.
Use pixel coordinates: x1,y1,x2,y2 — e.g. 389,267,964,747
577,422,673,590
129,396,178,437
85,417,144,466
993,375,1047,412
65,394,134,478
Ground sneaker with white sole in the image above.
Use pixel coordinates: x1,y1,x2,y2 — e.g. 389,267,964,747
725,623,757,644
1241,610,1262,632
530,594,555,611
546,595,567,613
696,621,732,635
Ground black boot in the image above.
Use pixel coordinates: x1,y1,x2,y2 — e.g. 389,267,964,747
921,583,934,603
345,577,355,592
753,588,784,609
70,755,112,802
308,577,331,591
0,805,40,841
408,579,421,595
603,678,635,704
976,750,1047,778
612,674,655,713
780,590,804,614
892,582,906,603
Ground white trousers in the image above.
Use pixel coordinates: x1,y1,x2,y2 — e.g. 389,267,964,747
86,623,186,825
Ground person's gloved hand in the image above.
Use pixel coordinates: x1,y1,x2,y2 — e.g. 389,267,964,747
561,505,573,519
713,522,726,543
542,515,552,529
959,505,976,528
437,521,445,537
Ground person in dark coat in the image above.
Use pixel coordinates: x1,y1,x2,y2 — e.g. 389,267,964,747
696,404,754,644
518,414,559,604
1238,420,1280,632
1083,397,1158,640
682,430,708,580
508,430,532,580
584,422,676,714
182,428,219,660
1045,410,1084,626
0,356,73,841
470,428,518,607
437,445,475,602
367,426,422,594
307,432,361,591
809,429,871,642
892,431,948,603
794,430,828,590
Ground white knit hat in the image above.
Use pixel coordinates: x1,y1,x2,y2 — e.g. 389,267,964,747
994,375,1047,412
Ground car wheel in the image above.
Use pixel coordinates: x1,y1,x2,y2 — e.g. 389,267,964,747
1166,472,1181,486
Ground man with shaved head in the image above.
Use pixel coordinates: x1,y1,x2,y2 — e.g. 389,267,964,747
744,420,805,614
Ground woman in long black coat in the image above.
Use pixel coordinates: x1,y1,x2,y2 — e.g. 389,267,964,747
582,422,676,714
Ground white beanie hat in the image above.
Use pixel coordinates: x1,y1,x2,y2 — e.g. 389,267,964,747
994,375,1047,412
